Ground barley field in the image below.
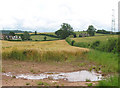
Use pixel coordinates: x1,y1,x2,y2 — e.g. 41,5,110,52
2,40,89,62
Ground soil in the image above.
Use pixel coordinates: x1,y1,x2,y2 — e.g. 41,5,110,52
2,59,98,86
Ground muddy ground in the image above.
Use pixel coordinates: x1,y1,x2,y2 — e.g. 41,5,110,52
2,59,98,86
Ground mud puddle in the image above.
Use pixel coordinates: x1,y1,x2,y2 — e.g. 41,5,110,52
2,70,102,82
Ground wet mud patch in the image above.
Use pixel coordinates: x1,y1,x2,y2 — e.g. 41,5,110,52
2,70,102,82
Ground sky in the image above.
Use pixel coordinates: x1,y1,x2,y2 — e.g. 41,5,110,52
0,0,119,32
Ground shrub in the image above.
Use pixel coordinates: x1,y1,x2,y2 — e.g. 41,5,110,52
44,36,47,41
90,40,100,49
71,40,75,46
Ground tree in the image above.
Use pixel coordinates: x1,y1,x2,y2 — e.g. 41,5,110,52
87,25,96,36
9,31,15,36
44,36,47,41
55,23,74,39
35,31,37,35
23,31,30,40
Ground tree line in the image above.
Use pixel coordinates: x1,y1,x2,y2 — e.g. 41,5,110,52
6,23,117,41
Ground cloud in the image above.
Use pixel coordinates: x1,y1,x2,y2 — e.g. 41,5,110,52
0,0,119,32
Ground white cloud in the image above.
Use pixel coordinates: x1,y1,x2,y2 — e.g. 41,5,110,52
0,0,119,32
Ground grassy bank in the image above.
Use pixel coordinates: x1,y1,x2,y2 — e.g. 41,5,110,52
66,35,118,53
87,50,118,74
66,35,118,86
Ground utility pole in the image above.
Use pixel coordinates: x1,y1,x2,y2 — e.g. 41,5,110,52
111,9,115,34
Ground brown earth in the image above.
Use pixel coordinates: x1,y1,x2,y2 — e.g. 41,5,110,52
2,59,98,86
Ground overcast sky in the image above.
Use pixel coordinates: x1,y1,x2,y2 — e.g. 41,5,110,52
0,0,119,32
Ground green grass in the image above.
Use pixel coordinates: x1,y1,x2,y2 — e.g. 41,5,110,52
69,35,118,53
74,31,109,37
86,83,93,87
97,76,118,86
30,33,59,41
65,35,118,86
87,50,118,74
37,81,50,86
72,35,118,43
31,35,59,41
26,82,30,85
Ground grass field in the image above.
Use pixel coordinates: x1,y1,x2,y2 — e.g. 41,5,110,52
30,35,59,41
72,35,118,43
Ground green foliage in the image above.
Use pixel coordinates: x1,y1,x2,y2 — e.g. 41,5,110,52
73,33,77,38
86,83,92,87
55,23,74,39
97,76,118,86
65,37,75,46
37,81,50,86
23,31,30,40
65,37,72,45
90,40,100,49
71,36,118,53
95,38,118,53
79,34,82,37
26,82,30,85
9,31,15,36
87,25,96,36
20,31,30,40
96,29,111,34
86,79,91,82
44,36,47,41
71,40,75,46
35,31,37,35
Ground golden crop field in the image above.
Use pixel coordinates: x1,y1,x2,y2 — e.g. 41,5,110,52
2,40,89,61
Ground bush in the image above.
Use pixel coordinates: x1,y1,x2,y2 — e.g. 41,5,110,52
71,40,75,46
90,40,100,49
44,36,47,41
96,38,118,53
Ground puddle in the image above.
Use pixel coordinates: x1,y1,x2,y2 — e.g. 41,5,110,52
2,70,102,82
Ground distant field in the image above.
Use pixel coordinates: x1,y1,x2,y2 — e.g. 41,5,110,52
72,35,118,43
30,35,59,41
74,31,108,37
